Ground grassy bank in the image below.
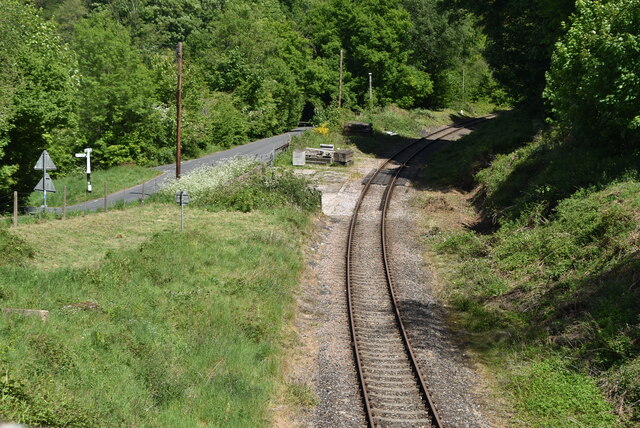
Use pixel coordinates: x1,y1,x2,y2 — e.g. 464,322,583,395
418,110,639,425
28,164,161,207
0,167,319,427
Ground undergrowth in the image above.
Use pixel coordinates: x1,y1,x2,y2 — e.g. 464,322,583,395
156,159,320,213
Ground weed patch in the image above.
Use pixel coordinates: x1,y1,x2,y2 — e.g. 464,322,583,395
0,228,34,266
508,357,616,427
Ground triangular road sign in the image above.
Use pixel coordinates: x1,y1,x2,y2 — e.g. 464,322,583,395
34,172,56,193
34,150,57,171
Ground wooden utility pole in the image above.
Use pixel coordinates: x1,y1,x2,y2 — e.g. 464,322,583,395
368,72,373,108
176,42,183,180
13,191,17,227
462,66,466,104
338,49,343,108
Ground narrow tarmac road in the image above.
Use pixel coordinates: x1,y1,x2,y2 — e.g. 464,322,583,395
59,127,308,213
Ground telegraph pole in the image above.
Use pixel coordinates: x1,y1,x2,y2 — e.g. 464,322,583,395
368,72,373,108
176,42,183,180
338,49,343,108
462,66,466,104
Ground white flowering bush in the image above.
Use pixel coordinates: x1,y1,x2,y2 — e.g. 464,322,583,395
159,157,256,203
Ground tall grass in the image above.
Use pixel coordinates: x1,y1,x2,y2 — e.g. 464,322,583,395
0,206,311,427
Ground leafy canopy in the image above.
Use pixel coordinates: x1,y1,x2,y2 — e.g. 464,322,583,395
545,0,640,148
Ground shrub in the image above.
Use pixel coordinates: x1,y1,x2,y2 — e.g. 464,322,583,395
545,0,640,148
183,91,248,155
158,157,256,203
197,171,321,212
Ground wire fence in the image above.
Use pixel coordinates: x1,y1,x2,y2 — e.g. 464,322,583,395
2,140,292,227
0,183,156,227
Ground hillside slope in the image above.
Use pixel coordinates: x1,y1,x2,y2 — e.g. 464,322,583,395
419,110,640,426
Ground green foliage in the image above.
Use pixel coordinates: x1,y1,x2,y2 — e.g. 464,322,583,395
0,0,506,197
545,0,640,148
452,0,575,106
183,91,248,155
434,230,487,258
508,358,616,427
426,111,640,423
402,0,498,107
73,12,174,168
195,171,321,213
0,0,78,192
188,1,309,137
304,0,433,108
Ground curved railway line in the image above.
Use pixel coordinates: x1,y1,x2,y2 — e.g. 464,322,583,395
346,117,491,427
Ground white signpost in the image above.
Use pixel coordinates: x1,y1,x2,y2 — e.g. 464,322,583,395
33,150,57,208
75,148,93,193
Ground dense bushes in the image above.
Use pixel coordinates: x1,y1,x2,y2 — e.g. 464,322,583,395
198,172,321,212
545,0,640,148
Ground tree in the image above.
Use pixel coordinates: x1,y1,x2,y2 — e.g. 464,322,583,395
402,0,494,107
73,11,173,167
304,0,432,109
452,0,575,107
188,0,310,137
545,0,640,148
0,0,78,193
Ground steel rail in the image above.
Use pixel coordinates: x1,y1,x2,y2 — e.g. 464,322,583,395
346,117,490,427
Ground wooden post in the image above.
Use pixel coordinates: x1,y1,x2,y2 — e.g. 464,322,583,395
462,66,466,104
13,191,17,227
338,49,343,108
141,181,145,205
104,182,108,212
368,72,373,108
176,42,183,180
62,186,67,220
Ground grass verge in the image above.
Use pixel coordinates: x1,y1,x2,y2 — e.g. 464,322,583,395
28,164,161,207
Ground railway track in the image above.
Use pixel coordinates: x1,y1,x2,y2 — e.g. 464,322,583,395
346,118,490,428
